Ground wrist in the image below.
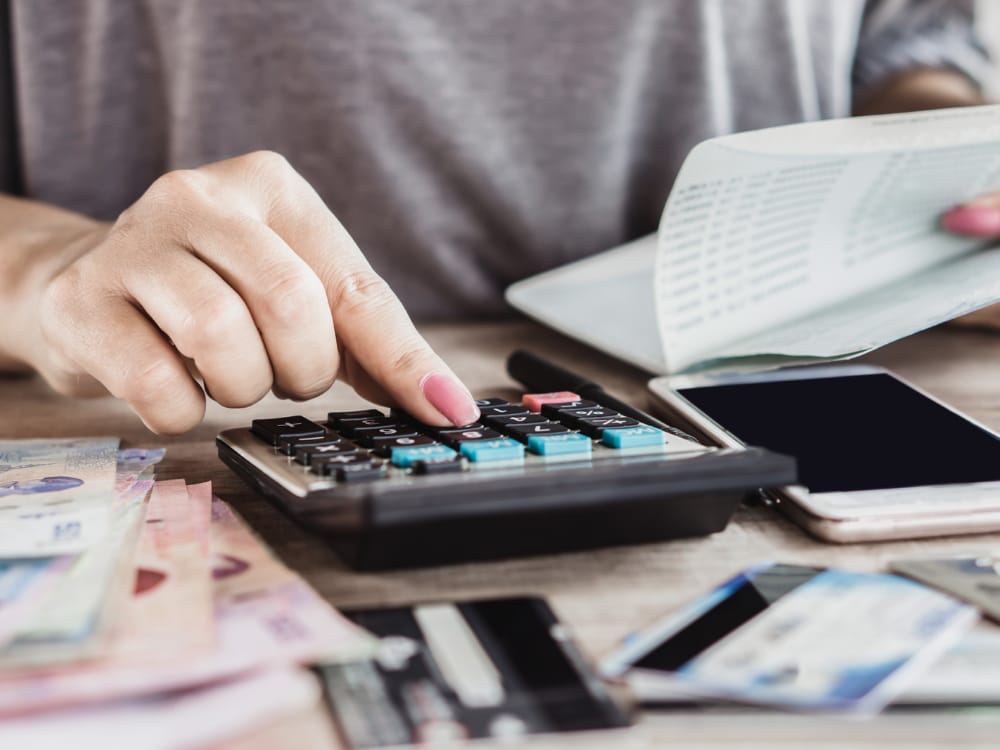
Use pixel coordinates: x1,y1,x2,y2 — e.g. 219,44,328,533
0,211,109,372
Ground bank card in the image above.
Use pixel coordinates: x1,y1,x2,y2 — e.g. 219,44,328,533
317,597,629,748
603,564,977,713
895,628,1000,705
891,554,1000,624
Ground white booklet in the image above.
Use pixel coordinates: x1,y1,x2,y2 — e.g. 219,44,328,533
506,105,1000,374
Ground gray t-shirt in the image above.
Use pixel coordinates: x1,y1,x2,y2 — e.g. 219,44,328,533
6,0,990,318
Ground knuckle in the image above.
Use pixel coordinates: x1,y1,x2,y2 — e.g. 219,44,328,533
278,370,336,401
180,298,248,353
329,268,395,318
208,378,272,409
139,404,204,436
241,149,292,177
145,169,209,207
108,207,142,245
388,344,429,376
123,357,182,407
124,361,203,435
259,269,325,329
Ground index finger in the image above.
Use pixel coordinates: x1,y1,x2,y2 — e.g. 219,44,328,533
326,264,480,427
218,152,480,426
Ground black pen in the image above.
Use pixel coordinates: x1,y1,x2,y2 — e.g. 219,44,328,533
505,349,703,444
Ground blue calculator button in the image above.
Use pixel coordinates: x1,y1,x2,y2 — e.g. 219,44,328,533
459,438,525,462
390,444,457,468
527,432,593,456
601,425,666,449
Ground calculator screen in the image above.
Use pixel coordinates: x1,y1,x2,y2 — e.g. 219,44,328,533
679,372,1000,493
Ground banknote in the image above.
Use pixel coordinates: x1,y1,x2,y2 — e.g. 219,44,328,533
115,449,166,470
0,484,372,714
0,667,322,750
0,449,165,666
207,491,372,665
107,478,214,661
0,438,120,556
0,476,151,666
0,557,76,649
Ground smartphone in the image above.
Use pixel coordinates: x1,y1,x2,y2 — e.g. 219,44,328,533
648,364,1000,542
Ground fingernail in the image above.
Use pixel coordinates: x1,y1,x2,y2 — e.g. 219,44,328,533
419,371,480,426
941,206,1000,236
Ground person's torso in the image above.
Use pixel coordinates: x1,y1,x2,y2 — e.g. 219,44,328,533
12,0,865,317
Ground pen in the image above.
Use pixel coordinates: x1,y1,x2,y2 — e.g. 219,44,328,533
505,349,703,444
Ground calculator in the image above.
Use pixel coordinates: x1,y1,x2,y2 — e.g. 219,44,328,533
217,389,795,570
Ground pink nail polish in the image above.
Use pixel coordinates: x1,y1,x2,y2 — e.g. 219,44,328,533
941,206,1000,236
419,371,480,426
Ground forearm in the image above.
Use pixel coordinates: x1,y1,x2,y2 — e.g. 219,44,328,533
853,67,986,116
0,194,107,371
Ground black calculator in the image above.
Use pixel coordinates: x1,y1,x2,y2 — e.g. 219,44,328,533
217,364,795,569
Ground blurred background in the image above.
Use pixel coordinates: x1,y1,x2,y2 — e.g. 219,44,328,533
979,0,1000,95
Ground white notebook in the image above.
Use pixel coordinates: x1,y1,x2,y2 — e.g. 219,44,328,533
506,105,1000,374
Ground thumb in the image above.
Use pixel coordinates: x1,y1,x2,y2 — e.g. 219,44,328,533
941,194,1000,237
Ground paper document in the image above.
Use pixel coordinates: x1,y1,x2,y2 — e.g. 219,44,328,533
507,106,1000,373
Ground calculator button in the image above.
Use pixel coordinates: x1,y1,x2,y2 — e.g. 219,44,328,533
540,400,599,419
251,416,326,446
479,404,531,419
311,453,377,476
459,438,525,462
373,434,437,457
335,462,388,482
388,408,419,423
556,407,620,428
390,444,458,468
436,426,503,448
413,457,466,475
474,398,510,408
327,409,384,428
277,434,340,456
526,432,593,456
577,415,640,438
521,391,582,413
505,422,572,443
421,421,479,436
338,416,401,438
352,425,421,447
602,426,666,449
294,441,360,465
484,413,549,429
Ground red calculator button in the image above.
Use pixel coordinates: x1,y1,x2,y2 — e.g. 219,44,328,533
521,391,582,413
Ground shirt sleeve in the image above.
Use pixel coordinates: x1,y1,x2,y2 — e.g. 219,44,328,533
853,0,993,100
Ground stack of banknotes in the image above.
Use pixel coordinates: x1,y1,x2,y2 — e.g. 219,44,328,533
0,438,374,748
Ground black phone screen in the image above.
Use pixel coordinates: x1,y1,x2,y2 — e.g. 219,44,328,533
679,372,1000,493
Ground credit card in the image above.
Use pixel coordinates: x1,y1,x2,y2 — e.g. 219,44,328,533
317,597,629,748
891,555,1000,624
895,628,1000,705
602,563,978,713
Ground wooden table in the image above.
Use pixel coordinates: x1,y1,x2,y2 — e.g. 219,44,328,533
6,320,1000,749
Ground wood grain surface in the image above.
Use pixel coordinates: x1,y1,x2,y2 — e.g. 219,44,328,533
5,319,1000,749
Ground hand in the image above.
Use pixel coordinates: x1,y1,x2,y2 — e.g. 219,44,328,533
10,151,480,434
942,196,1000,330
